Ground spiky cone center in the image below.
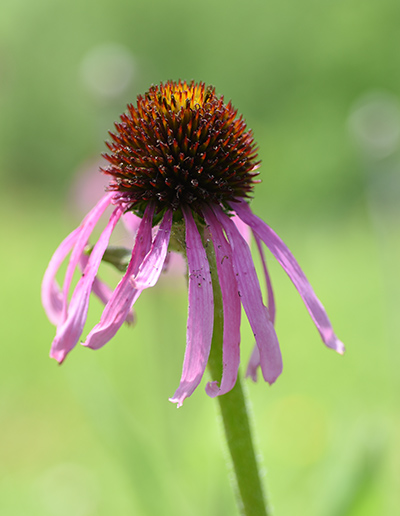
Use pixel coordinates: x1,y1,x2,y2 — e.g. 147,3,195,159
103,80,260,216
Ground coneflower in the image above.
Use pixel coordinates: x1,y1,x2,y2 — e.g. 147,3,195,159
42,80,344,407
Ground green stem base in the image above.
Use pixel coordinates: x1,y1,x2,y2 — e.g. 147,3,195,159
205,227,271,516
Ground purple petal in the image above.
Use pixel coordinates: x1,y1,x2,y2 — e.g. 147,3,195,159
131,209,173,289
79,254,134,325
202,205,241,398
50,205,123,363
61,192,114,321
42,227,80,325
244,232,275,381
232,213,251,244
232,199,345,354
253,231,275,324
161,251,187,277
169,207,214,407
246,344,261,382
214,205,283,384
83,203,155,350
122,210,142,235
246,238,276,382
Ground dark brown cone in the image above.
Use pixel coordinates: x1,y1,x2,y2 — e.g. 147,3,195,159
103,80,260,215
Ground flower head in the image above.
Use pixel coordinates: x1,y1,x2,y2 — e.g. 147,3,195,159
103,80,259,213
42,80,344,406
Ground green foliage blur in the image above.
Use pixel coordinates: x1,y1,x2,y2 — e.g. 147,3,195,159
1,0,399,514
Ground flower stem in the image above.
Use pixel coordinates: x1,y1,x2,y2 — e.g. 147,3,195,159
205,234,271,516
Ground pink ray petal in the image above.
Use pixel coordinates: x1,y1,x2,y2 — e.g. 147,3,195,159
246,345,261,382
202,205,241,398
245,233,276,381
169,206,214,407
232,213,251,244
214,205,283,385
41,227,80,325
50,205,123,363
253,231,275,324
78,254,134,325
83,203,155,350
161,251,187,277
61,192,114,320
232,199,345,354
131,209,173,289
122,210,142,235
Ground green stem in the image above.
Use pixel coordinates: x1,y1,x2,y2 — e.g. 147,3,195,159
205,235,271,516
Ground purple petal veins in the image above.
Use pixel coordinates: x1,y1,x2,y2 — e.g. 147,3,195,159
50,204,123,363
232,198,345,355
169,206,214,407
202,205,241,398
83,203,155,350
214,205,283,385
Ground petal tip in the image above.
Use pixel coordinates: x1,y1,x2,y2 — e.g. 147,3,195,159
205,381,220,398
335,340,345,355
168,396,183,408
81,336,98,350
245,370,258,382
325,335,345,355
263,370,282,386
49,348,67,364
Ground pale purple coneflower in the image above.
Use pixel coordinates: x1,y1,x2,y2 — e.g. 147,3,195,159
42,80,344,406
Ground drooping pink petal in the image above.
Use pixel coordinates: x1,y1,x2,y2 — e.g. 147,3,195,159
253,231,275,324
131,209,173,289
245,232,276,381
214,205,283,384
232,198,345,354
61,192,115,321
41,227,80,325
246,345,261,382
122,210,142,235
202,205,241,398
169,206,214,407
83,203,155,350
78,254,134,325
161,251,187,277
232,213,251,244
50,205,123,363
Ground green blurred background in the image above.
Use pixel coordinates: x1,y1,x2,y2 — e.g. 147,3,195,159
1,0,399,514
